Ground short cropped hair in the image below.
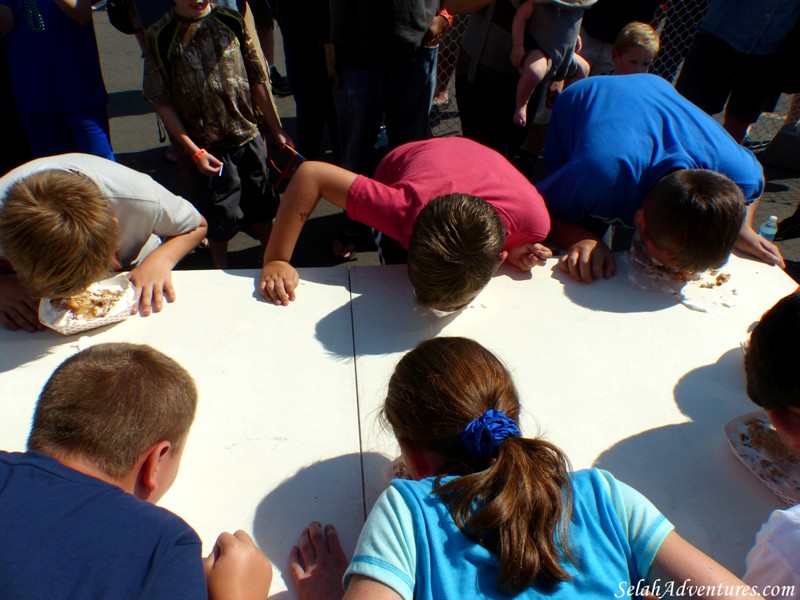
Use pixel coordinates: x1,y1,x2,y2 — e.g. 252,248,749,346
643,169,745,272
614,22,660,57
0,170,119,297
28,343,198,479
408,194,506,311
745,292,800,410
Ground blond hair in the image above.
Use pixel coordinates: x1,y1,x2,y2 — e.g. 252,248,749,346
408,194,506,311
614,22,660,57
384,337,573,594
0,170,119,297
28,343,198,479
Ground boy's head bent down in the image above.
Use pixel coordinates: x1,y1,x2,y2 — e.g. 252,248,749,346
408,194,506,312
28,343,198,484
635,169,745,274
0,170,119,298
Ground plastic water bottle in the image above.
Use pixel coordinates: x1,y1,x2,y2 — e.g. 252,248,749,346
758,215,779,241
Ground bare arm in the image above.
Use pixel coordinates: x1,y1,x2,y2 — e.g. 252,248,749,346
127,217,208,316
0,272,45,332
259,161,358,305
511,0,534,52
545,217,616,282
154,104,223,176
0,5,14,32
54,0,92,25
251,82,292,147
734,197,785,268
647,532,764,599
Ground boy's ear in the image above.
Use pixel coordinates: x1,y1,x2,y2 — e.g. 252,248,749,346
611,48,620,64
133,441,172,501
768,408,800,454
497,250,509,269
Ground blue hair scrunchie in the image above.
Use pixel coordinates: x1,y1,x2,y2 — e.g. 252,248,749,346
460,409,521,459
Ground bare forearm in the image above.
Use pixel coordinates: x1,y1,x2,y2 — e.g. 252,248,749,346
264,162,356,264
143,220,208,270
154,105,201,155
54,0,92,25
545,217,602,250
252,83,282,135
0,5,14,32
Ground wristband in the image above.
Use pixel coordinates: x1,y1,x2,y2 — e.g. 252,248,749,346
437,8,453,26
192,148,207,164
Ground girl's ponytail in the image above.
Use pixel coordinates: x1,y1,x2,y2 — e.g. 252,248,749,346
383,337,574,595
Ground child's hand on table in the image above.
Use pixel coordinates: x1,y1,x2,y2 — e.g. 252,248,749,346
260,260,300,306
205,530,273,600
290,522,349,600
507,242,553,271
559,239,616,282
127,257,175,316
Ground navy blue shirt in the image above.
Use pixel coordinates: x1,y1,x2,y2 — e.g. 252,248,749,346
0,451,207,600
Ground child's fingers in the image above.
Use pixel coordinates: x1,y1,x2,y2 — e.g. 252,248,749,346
324,524,349,568
162,279,176,305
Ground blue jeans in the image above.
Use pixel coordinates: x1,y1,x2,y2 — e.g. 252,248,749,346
334,46,437,174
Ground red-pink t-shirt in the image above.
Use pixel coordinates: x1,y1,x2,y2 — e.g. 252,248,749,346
345,137,550,250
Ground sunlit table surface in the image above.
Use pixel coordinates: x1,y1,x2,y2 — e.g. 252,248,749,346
351,254,798,575
0,254,796,597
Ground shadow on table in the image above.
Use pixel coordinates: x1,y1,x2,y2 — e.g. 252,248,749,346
315,292,455,358
252,452,391,599
592,348,776,571
554,259,681,314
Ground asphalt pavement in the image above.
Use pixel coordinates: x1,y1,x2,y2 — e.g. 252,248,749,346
94,10,800,283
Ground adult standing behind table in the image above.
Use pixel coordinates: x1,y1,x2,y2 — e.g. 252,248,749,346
675,0,800,143
0,0,113,161
537,74,785,282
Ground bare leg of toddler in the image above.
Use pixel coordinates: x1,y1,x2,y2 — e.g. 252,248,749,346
514,49,549,126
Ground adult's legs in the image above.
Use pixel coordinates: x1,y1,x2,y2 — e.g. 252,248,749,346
384,46,437,148
64,104,115,161
334,65,385,174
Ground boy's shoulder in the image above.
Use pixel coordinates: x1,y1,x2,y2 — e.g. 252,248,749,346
0,451,205,597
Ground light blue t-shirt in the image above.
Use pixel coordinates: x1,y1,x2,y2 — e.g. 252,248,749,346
346,468,673,600
539,74,764,226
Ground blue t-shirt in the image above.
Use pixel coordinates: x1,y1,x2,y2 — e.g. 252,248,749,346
0,451,207,600
539,74,764,226
346,468,673,600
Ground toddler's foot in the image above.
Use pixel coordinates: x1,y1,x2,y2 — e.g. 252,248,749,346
513,106,527,126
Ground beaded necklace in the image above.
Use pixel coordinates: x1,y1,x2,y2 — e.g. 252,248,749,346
24,0,45,32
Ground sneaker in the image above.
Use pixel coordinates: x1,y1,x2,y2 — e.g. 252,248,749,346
269,67,292,97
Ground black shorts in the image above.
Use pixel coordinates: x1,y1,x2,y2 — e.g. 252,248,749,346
676,31,780,124
191,135,278,242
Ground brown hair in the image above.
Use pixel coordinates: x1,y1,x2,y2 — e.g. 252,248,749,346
28,343,198,479
745,292,800,410
407,194,506,311
614,22,660,57
383,337,573,594
0,170,119,297
643,169,745,272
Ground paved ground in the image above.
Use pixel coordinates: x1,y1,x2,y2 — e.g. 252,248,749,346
94,10,800,283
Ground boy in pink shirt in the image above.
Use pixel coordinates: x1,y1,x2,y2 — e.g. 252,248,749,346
259,137,553,312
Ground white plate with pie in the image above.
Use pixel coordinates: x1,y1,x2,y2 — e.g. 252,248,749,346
39,274,137,335
725,410,800,506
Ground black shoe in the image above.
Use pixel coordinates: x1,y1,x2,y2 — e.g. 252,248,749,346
269,67,292,97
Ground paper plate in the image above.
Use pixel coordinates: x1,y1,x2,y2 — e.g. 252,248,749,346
39,274,137,335
724,410,800,506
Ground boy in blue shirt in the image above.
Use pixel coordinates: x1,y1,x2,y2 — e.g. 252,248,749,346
538,73,784,282
0,343,272,599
